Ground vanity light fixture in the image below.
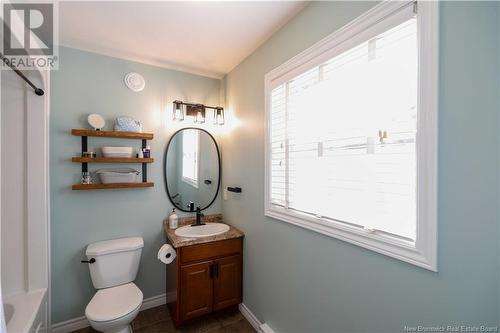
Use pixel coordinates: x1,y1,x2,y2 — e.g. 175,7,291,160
172,101,224,126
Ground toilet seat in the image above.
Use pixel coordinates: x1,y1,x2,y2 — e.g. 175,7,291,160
85,282,143,322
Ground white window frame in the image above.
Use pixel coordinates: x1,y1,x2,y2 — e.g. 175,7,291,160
181,129,200,189
264,1,438,271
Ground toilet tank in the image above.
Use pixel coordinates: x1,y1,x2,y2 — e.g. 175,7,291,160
85,237,144,289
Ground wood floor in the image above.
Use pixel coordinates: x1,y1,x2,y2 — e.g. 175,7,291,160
71,305,256,333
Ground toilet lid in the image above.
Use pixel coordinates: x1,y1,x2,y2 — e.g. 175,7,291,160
85,283,143,322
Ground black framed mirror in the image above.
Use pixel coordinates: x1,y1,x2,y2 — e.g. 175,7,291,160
164,127,221,212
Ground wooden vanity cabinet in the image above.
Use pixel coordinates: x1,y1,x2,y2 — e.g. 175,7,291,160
167,238,243,326
179,261,214,320
213,255,242,310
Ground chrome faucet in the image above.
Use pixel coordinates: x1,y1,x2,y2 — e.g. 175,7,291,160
191,207,205,226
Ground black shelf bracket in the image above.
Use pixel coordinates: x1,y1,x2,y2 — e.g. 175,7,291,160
81,136,88,173
141,139,147,182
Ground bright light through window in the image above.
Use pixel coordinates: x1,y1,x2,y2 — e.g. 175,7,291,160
270,18,418,240
182,129,199,188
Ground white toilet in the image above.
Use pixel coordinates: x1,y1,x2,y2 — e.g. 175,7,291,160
84,237,144,333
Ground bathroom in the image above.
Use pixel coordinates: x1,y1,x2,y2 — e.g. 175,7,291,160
1,1,500,332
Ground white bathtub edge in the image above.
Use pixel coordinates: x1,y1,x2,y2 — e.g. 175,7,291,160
4,288,46,333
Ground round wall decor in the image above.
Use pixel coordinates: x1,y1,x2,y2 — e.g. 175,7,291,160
124,72,146,92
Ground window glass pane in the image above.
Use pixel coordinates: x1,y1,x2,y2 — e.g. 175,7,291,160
270,18,417,240
182,129,199,185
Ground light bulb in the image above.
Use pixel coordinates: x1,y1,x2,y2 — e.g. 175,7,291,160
194,106,205,123
214,107,224,125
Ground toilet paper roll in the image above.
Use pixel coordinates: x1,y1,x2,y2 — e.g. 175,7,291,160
157,244,176,264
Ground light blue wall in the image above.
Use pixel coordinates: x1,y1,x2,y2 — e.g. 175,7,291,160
50,47,222,323
222,2,499,332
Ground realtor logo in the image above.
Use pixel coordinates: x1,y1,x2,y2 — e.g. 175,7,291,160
3,3,53,55
2,2,58,69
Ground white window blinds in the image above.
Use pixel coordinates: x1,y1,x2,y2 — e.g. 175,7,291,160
269,17,418,241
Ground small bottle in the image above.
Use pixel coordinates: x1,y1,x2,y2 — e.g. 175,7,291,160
143,146,151,158
169,208,178,229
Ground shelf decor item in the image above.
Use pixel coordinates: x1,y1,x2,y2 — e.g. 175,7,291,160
114,116,143,132
101,146,134,158
81,172,93,185
82,151,96,158
88,114,105,131
96,168,140,184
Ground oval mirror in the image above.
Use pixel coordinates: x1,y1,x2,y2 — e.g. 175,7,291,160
164,128,220,212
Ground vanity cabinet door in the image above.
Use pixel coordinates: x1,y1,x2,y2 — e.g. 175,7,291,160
179,260,213,321
213,255,242,311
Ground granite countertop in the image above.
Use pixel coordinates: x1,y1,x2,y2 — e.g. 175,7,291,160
164,214,244,248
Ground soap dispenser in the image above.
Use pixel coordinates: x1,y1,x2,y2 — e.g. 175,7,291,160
169,208,178,229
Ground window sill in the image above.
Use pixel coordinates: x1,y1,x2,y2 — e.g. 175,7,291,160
182,177,199,189
265,206,437,271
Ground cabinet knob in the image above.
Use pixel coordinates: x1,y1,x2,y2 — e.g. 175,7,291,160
214,262,219,278
210,262,219,278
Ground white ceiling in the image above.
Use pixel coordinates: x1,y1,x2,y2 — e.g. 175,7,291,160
58,1,308,78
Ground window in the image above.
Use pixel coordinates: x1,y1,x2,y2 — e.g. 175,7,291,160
264,1,438,270
182,129,199,188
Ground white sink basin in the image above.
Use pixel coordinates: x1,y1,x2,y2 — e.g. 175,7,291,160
174,223,230,238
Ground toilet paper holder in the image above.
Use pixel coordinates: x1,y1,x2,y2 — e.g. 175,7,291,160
158,244,177,264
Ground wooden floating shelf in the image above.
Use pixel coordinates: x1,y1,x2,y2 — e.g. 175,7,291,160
72,157,154,163
72,182,154,190
71,128,154,189
71,129,153,140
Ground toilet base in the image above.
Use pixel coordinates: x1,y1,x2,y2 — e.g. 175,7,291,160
102,325,132,333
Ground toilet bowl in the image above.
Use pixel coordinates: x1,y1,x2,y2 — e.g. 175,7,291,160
86,283,143,333
84,237,144,333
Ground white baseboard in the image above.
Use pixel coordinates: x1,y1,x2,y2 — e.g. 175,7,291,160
51,316,89,333
51,291,176,333
259,323,276,333
51,296,270,333
239,303,275,333
239,303,261,331
140,291,175,311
